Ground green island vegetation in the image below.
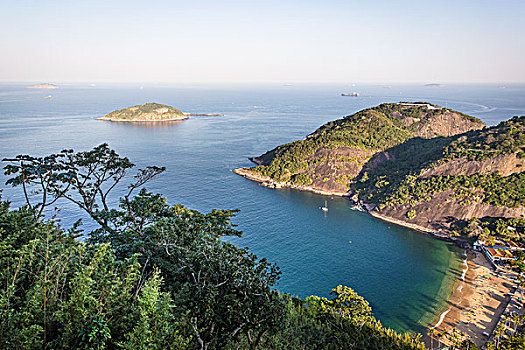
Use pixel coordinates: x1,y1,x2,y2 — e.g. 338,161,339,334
350,116,525,277
247,102,483,186
361,172,525,210
99,102,187,121
352,116,525,210
1,145,428,349
443,116,525,161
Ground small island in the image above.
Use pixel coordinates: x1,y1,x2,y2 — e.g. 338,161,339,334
97,102,189,122
27,83,58,89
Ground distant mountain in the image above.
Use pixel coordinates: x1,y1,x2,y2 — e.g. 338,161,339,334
235,102,484,195
235,103,525,235
98,102,188,122
27,83,58,89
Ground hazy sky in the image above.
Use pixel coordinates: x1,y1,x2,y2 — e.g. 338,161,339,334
1,0,524,83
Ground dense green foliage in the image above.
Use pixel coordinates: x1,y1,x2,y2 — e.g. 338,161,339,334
372,173,525,209
351,117,525,213
444,116,525,161
1,145,425,349
103,103,185,120
249,102,482,184
0,202,188,349
231,288,425,350
453,217,525,245
352,136,454,204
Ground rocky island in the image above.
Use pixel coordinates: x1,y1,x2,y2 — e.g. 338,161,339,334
27,83,58,89
234,102,524,235
97,102,189,122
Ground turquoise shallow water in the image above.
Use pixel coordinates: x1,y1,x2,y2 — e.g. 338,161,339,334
0,82,523,333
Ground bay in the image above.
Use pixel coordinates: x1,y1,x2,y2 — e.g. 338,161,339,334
1,82,524,333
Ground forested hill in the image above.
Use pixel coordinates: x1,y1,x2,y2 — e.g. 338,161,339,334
356,116,525,234
98,102,188,122
235,103,524,238
237,102,485,195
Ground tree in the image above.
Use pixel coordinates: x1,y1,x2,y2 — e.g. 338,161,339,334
3,143,164,230
3,145,285,350
494,323,506,348
0,202,188,349
428,328,436,350
2,145,429,350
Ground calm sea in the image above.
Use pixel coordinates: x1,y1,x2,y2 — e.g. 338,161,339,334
1,82,524,333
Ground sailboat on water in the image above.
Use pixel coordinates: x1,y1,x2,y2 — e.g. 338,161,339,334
320,200,328,212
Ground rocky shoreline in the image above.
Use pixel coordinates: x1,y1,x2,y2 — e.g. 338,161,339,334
368,211,456,243
233,166,460,244
232,168,349,196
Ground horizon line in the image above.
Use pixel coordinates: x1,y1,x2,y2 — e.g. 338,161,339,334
2,80,525,85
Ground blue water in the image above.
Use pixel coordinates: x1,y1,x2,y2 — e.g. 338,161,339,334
1,82,524,333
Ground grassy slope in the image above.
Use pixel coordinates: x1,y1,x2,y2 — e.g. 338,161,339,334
102,102,185,120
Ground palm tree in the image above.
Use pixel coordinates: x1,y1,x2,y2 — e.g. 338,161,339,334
448,327,462,349
464,336,474,350
494,323,506,348
439,328,449,349
428,328,435,350
511,313,521,335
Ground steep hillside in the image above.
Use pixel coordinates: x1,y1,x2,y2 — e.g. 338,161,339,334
354,116,525,234
235,102,485,195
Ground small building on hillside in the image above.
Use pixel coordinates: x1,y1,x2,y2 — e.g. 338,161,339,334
482,245,515,265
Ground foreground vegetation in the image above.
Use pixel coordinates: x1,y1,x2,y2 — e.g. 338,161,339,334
1,145,426,349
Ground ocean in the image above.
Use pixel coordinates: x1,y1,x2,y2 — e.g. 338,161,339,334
1,82,524,333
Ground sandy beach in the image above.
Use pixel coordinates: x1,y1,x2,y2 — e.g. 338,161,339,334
426,251,513,347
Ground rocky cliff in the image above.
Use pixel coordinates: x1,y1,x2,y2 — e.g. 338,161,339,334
354,116,524,232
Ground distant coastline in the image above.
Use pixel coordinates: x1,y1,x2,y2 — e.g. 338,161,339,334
96,116,188,122
27,83,58,89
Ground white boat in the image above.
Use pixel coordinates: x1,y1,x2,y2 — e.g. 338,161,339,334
350,205,364,212
321,201,328,212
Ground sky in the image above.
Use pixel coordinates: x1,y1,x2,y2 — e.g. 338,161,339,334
1,0,524,83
